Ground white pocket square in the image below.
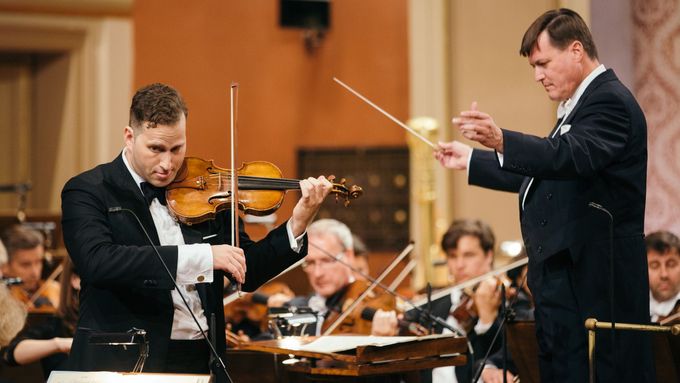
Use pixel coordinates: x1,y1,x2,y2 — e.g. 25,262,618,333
560,124,571,135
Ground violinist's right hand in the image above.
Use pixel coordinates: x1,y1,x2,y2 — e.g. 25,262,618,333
212,245,246,284
370,309,399,336
267,293,292,308
434,141,472,170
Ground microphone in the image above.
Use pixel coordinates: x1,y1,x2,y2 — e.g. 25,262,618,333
107,206,233,383
588,201,616,381
360,306,428,335
0,277,23,286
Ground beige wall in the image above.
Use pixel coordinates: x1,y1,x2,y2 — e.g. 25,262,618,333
447,0,557,250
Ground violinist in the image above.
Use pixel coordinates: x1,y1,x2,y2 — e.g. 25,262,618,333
0,225,60,311
373,219,504,383
646,231,680,324
60,83,333,374
286,219,394,335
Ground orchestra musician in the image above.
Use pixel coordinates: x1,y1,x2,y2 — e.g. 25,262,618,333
1,258,78,378
286,218,395,335
373,218,505,383
60,83,333,374
646,231,680,324
435,8,653,382
0,225,60,310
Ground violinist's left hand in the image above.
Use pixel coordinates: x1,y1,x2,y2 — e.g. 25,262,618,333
290,176,333,236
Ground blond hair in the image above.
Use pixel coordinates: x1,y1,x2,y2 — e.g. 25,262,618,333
0,286,26,346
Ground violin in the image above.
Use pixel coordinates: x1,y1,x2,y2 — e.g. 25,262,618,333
166,157,363,225
223,281,295,338
10,280,60,314
321,280,395,335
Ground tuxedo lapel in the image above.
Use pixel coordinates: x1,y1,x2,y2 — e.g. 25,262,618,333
103,154,162,245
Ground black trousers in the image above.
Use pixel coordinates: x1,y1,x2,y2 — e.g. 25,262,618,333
530,251,654,383
163,339,210,374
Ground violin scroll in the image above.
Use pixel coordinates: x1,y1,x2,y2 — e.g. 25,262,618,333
327,175,363,207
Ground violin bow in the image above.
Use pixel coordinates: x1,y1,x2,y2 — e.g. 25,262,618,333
333,77,436,149
28,260,63,306
321,241,415,336
222,257,306,306
230,82,242,296
410,256,529,308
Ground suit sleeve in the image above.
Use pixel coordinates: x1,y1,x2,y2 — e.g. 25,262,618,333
469,149,524,193
501,91,631,180
61,176,179,290
234,216,307,292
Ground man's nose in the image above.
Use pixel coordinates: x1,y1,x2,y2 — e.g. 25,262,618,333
159,152,173,170
534,68,545,82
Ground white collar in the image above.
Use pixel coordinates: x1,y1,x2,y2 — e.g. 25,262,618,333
121,148,145,192
557,64,606,119
649,290,680,320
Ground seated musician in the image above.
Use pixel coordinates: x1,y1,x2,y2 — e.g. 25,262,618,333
0,286,26,348
373,219,505,383
286,218,394,335
0,225,59,310
0,258,78,378
646,231,680,324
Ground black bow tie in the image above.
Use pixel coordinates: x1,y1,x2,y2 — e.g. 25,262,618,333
140,182,167,206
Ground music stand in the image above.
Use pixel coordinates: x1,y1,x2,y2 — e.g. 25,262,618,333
88,328,149,373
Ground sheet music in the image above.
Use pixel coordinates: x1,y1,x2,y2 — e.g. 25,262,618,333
295,334,454,353
48,371,210,383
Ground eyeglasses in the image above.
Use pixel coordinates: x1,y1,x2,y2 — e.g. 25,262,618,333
301,253,344,271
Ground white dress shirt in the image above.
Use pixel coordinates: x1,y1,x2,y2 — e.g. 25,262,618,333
122,149,304,339
650,291,680,322
432,289,494,383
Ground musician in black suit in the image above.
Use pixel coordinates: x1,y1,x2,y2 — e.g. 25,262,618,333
435,8,653,382
61,83,332,374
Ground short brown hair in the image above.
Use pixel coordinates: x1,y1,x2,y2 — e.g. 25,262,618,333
129,83,188,131
520,8,598,60
0,225,44,262
645,231,680,255
441,219,495,254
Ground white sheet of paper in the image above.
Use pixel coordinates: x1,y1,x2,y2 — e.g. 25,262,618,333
294,334,454,353
48,371,210,383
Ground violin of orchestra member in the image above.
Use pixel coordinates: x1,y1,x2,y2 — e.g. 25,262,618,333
372,219,510,383
286,219,395,336
1,258,79,379
0,225,60,311
60,83,333,374
646,231,680,324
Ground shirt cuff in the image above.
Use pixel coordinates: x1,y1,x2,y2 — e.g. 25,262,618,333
474,320,493,335
496,152,504,167
466,149,474,179
176,243,213,284
286,220,305,253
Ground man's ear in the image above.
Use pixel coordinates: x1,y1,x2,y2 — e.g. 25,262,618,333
570,40,585,61
124,126,135,147
485,250,494,268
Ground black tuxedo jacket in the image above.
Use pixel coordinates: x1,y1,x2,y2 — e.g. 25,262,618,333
61,154,306,372
468,69,652,380
405,293,501,383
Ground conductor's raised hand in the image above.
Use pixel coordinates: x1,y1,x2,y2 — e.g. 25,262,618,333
452,102,504,153
290,176,333,236
435,141,472,170
212,245,246,284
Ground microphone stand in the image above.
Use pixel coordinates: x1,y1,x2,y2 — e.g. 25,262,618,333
108,207,234,383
